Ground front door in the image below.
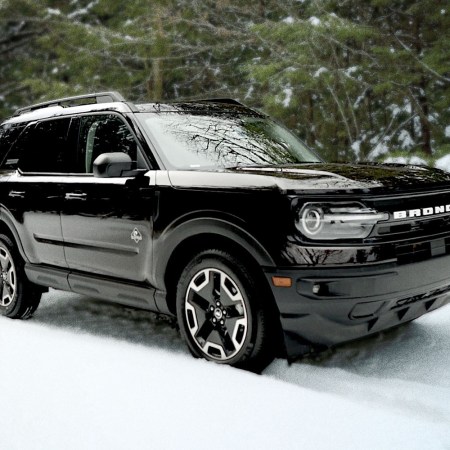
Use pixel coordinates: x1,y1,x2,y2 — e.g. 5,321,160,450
60,113,154,283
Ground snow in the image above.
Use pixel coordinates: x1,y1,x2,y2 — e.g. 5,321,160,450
435,154,450,172
390,105,402,118
345,66,357,76
1,290,450,449
47,8,62,16
283,16,294,24
388,102,413,118
309,16,321,26
244,85,254,99
385,156,408,164
351,140,361,158
398,129,414,149
409,155,427,165
282,87,293,107
383,156,427,166
353,93,365,109
68,1,98,19
313,67,328,78
369,140,389,158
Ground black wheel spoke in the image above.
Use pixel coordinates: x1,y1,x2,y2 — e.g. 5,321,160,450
225,303,244,319
189,291,210,311
195,319,214,343
212,271,221,302
218,326,236,354
0,250,7,271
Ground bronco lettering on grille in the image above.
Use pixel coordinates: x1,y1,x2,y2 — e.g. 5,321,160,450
393,204,450,219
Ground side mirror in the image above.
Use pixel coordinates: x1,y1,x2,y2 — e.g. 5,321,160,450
93,152,145,178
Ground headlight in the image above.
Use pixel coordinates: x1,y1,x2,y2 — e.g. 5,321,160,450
295,202,388,240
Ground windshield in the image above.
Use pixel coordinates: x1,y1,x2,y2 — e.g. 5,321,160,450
138,112,321,169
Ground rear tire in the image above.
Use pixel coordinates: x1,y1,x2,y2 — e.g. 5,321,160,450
0,234,42,319
176,249,276,372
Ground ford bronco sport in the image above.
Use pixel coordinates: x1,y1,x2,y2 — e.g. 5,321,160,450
1,91,450,371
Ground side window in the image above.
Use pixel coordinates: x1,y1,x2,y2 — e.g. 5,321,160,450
0,124,26,168
5,118,72,173
77,114,139,173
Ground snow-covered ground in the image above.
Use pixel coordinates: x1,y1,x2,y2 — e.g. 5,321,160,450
1,290,450,450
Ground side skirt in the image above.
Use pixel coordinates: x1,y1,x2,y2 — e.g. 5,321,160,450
24,264,158,311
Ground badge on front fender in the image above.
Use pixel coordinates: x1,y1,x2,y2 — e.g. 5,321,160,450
131,228,142,243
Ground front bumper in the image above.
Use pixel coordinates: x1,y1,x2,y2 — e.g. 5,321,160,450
265,254,450,360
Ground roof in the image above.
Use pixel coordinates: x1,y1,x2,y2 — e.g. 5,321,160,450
2,91,262,126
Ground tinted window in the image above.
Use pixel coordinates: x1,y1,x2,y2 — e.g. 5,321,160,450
77,114,139,173
5,118,72,173
138,113,321,169
0,124,26,167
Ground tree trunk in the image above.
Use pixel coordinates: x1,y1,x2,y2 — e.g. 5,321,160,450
413,17,432,155
307,92,316,146
418,76,432,155
152,58,163,102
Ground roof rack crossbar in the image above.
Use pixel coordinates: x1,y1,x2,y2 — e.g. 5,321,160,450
13,91,126,117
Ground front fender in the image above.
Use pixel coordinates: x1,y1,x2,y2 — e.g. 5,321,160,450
152,215,275,290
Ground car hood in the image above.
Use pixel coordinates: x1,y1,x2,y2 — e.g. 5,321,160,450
167,163,450,195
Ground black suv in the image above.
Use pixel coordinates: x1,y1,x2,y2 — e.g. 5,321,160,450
1,92,450,371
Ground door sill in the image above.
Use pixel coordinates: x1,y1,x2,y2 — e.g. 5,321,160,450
25,264,157,311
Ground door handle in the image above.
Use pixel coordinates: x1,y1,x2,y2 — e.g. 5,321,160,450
65,192,87,201
9,190,26,199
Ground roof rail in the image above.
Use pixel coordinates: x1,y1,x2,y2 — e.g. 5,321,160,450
191,98,245,106
13,91,127,117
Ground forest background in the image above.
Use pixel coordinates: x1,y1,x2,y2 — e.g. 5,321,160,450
1,0,449,164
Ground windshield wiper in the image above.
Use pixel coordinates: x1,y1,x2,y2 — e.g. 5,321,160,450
229,161,321,170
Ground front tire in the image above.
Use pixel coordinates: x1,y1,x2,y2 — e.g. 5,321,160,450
176,249,276,372
0,234,42,319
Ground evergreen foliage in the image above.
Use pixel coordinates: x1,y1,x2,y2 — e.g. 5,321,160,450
0,0,448,162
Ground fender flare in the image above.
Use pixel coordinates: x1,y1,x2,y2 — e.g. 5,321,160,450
152,216,275,290
0,206,29,262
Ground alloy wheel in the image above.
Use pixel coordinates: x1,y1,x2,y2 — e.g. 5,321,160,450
184,268,248,361
0,246,16,307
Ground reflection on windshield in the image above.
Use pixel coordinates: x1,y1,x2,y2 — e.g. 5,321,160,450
139,113,320,169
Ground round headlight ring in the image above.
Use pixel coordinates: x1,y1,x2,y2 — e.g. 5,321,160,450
301,206,323,235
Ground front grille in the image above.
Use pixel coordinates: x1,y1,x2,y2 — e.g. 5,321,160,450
394,238,450,265
396,242,431,264
365,190,450,244
363,191,450,265
373,215,450,241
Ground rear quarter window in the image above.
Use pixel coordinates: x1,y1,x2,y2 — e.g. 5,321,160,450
0,124,26,167
3,118,72,173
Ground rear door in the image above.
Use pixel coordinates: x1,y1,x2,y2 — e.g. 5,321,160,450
60,113,155,283
1,118,73,267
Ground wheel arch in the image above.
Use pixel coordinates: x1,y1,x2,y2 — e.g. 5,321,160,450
160,232,286,361
154,218,277,317
0,208,28,262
